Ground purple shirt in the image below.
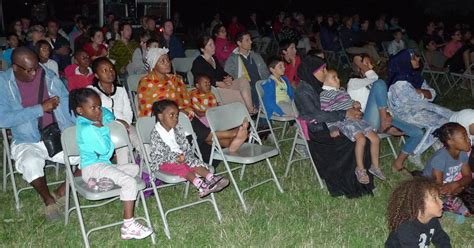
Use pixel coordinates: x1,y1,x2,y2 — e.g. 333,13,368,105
16,68,54,128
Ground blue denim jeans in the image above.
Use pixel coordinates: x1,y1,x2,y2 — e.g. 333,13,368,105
363,79,423,154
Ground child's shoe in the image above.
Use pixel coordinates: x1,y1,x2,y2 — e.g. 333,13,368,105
368,166,386,180
44,203,61,221
355,168,370,184
206,175,230,193
120,221,153,240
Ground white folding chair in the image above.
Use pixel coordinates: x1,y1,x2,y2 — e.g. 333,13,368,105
126,74,147,120
136,115,222,239
62,122,155,248
447,64,474,97
2,128,62,211
184,49,200,59
284,102,324,188
171,57,195,84
206,102,284,212
377,133,399,159
254,80,295,152
419,50,452,94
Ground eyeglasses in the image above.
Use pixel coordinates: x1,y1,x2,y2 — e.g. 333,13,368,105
14,63,38,74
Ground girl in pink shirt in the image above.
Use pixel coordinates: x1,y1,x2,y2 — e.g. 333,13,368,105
443,30,463,59
212,24,236,66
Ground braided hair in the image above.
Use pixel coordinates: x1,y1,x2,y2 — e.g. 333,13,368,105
432,122,464,147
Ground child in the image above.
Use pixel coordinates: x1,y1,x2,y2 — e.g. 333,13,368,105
261,57,295,118
189,74,218,127
64,49,94,91
387,29,405,56
36,40,59,76
70,88,153,240
88,57,139,163
386,178,451,247
2,33,20,67
149,100,230,197
320,69,384,184
423,122,473,216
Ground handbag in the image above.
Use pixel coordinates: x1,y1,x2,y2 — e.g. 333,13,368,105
38,72,63,157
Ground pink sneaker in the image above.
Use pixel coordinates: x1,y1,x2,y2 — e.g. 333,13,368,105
120,221,153,240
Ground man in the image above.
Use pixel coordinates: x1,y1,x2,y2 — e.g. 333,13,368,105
158,19,184,59
46,19,71,72
109,22,139,74
225,31,270,106
0,47,78,221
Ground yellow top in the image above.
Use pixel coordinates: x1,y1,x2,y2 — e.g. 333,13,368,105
274,76,290,103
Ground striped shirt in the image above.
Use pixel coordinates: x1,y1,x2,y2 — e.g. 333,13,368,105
320,86,354,112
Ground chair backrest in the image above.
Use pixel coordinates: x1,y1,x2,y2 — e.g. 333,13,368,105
136,116,156,146
172,57,194,74
178,112,203,160
206,102,250,132
184,49,200,59
127,74,146,93
255,79,268,115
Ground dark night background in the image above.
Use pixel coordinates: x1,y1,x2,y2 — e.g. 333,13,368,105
3,0,474,36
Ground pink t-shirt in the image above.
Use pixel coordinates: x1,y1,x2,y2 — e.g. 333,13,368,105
214,37,236,66
443,41,463,59
16,68,54,128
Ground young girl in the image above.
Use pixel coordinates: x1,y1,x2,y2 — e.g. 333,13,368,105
149,100,230,197
189,74,218,127
36,40,59,76
2,33,20,67
88,57,139,163
70,88,153,240
65,49,94,91
386,178,451,247
261,57,295,118
423,122,473,216
320,69,384,184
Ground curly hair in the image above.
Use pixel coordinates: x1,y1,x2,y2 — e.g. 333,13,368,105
386,178,439,231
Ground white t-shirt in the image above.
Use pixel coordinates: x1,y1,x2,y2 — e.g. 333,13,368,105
88,84,134,125
347,70,379,112
449,109,474,143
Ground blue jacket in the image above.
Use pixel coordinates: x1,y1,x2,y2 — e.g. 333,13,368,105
159,34,185,59
0,66,75,144
76,108,115,169
261,76,294,118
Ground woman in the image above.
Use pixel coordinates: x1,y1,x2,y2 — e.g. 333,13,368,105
319,16,340,52
83,27,108,61
348,54,425,172
9,20,25,43
127,32,152,75
387,49,453,168
191,35,256,114
279,39,301,86
26,25,46,49
295,54,374,198
212,24,236,66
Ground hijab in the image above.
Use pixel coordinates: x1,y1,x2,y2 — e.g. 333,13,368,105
146,47,169,70
387,49,424,89
297,55,327,94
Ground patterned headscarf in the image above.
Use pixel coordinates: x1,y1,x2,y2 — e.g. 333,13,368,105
146,47,169,70
297,55,327,94
387,49,424,89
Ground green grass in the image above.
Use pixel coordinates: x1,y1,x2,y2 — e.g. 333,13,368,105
1,81,474,247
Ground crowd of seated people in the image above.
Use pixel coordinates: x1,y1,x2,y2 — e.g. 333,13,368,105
1,10,473,246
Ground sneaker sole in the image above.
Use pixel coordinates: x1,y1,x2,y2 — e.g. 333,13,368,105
368,168,386,181
210,178,230,193
121,231,153,240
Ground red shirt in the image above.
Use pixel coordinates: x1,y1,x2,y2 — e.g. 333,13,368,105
65,64,95,91
284,55,301,86
227,23,246,41
83,43,108,59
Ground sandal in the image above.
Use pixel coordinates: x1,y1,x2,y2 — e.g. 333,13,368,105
368,166,386,180
355,168,370,184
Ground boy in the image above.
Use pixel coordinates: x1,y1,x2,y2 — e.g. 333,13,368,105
2,33,20,67
261,57,295,118
387,29,406,56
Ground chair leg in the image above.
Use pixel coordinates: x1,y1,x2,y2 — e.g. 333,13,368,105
139,191,156,244
65,178,70,225
209,193,222,222
152,184,171,239
386,137,398,159
7,158,20,211
184,181,190,199
265,158,284,193
280,121,288,141
3,151,7,192
284,132,299,177
55,162,60,179
223,159,248,212
71,186,90,248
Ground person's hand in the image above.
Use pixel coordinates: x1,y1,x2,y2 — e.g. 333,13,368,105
186,110,195,120
352,101,361,110
177,154,185,163
41,96,60,113
329,129,340,138
216,81,227,88
362,57,374,69
353,55,363,66
223,76,233,86
440,182,462,196
345,108,362,120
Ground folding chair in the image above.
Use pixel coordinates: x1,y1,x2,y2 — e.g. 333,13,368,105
171,57,195,84
136,115,222,239
2,128,62,211
447,64,474,97
284,102,324,188
62,122,155,248
126,73,147,119
381,41,390,57
206,102,284,212
184,49,200,59
254,80,295,152
377,133,399,159
419,50,451,94
337,37,352,69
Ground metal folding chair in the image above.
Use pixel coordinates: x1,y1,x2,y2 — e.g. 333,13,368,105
62,122,155,248
2,128,62,211
254,80,295,153
419,50,452,94
125,73,147,120
206,102,284,212
284,102,325,188
184,49,200,59
171,57,195,84
447,64,474,97
136,115,222,239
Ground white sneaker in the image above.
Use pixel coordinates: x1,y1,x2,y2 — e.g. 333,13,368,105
121,221,153,240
